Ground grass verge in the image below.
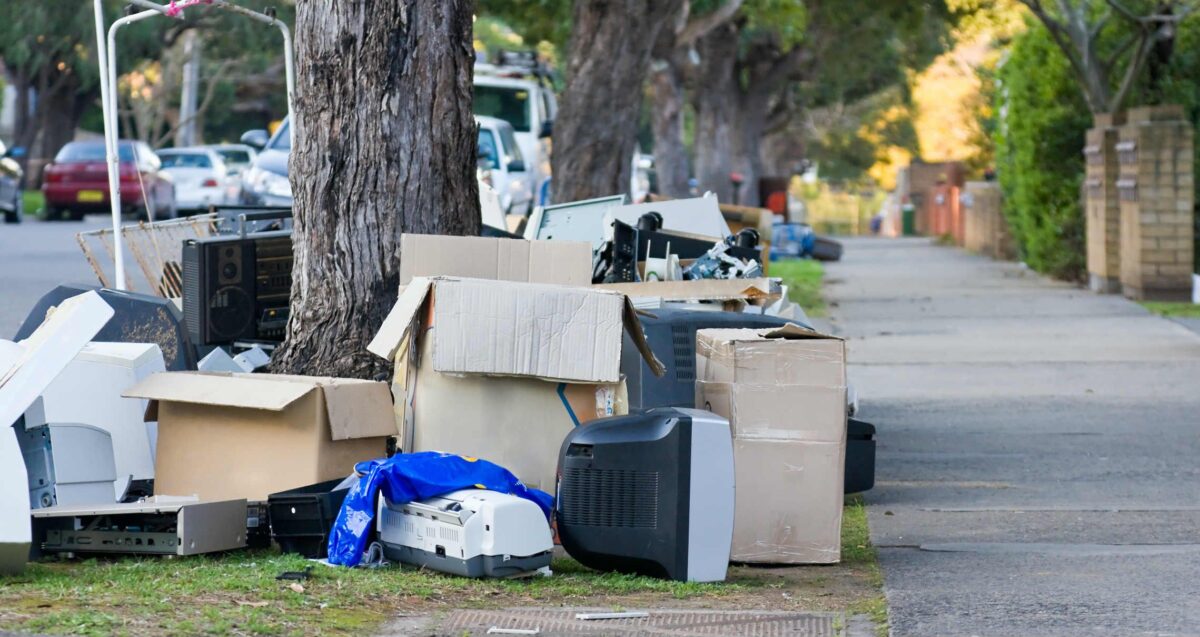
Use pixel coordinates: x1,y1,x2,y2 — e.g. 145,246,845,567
770,258,826,317
1141,300,1200,319
22,190,44,218
843,495,888,636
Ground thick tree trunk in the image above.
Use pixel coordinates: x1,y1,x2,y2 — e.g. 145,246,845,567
551,0,684,203
649,58,691,198
692,24,740,203
729,88,771,206
273,0,480,380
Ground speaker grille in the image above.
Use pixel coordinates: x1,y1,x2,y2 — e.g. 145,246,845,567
559,467,659,529
671,324,695,381
181,244,202,341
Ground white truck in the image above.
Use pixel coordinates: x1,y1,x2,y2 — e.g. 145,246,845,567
474,54,556,199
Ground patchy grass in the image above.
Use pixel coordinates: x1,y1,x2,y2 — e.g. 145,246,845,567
22,190,44,217
0,500,886,636
770,258,826,317
843,495,888,635
1141,300,1200,319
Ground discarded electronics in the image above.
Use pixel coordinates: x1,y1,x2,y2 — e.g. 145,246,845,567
609,194,730,240
197,344,271,373
377,489,554,578
27,342,166,500
182,230,294,347
0,291,114,574
31,496,247,557
15,284,195,371
846,418,876,494
268,477,353,559
16,419,117,509
523,194,628,248
368,255,662,492
556,407,734,583
696,326,847,564
124,372,396,501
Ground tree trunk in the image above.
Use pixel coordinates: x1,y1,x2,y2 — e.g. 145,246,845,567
729,88,772,206
692,23,740,203
272,0,480,380
649,58,691,198
551,0,684,203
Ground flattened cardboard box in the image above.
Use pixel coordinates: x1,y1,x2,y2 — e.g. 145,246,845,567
125,372,396,502
399,335,627,492
730,439,844,564
696,325,845,387
399,234,592,287
369,277,663,384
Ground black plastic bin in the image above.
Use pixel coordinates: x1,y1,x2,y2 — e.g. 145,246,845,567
845,418,876,494
267,479,350,558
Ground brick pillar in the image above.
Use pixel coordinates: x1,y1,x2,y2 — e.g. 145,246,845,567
1117,105,1195,301
964,181,1010,258
1085,112,1125,293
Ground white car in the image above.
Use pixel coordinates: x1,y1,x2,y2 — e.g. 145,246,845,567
476,115,535,215
474,65,556,189
155,147,231,211
206,144,258,203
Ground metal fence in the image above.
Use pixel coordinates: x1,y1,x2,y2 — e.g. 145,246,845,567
76,213,219,298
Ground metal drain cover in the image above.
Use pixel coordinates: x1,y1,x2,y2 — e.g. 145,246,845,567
426,608,839,637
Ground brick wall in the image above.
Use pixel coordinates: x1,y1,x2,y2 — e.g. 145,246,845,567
1117,105,1195,301
963,181,1015,259
1084,112,1124,293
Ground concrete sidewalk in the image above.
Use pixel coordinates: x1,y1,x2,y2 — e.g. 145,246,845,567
825,238,1200,637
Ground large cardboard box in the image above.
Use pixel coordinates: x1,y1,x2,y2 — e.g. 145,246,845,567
125,372,396,502
369,276,662,384
695,327,846,564
399,234,592,287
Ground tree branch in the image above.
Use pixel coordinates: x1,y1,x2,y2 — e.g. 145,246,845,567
154,59,235,147
676,0,744,46
1109,27,1161,111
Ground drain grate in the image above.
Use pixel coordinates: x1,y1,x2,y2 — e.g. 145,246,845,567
432,608,839,637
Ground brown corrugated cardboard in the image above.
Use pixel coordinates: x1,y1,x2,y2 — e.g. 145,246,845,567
729,439,844,564
695,327,847,564
697,325,845,386
368,277,663,383
399,335,626,492
399,234,592,287
125,372,395,501
695,381,845,442
594,278,781,303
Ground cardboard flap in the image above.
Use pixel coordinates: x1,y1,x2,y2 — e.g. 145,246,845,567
622,297,666,377
594,278,781,302
320,381,398,440
761,324,842,341
367,277,434,360
123,372,317,411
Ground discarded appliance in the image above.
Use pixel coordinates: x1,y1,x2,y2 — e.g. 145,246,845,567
621,307,811,412
0,291,114,574
16,419,117,509
31,496,247,557
268,477,353,559
397,233,592,287
696,326,847,564
197,344,271,373
556,407,734,583
630,213,760,263
610,194,730,240
377,489,554,578
595,278,782,312
368,275,660,492
182,230,294,347
846,418,876,494
124,372,396,502
684,238,763,280
522,194,627,248
327,452,553,568
27,342,165,501
14,285,193,371
811,236,844,262
769,223,816,261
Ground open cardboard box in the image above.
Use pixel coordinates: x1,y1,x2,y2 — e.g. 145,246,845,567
125,372,396,502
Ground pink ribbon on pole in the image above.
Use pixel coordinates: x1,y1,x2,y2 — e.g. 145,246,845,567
164,0,214,18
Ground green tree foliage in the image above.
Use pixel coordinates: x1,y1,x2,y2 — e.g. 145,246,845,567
994,19,1092,279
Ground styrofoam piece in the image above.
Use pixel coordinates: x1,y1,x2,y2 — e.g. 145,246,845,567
0,290,114,574
480,181,506,230
27,342,166,500
198,348,244,373
232,345,271,371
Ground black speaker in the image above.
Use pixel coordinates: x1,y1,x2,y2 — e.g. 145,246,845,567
182,231,292,346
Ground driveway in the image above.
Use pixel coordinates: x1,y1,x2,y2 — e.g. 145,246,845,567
826,238,1200,636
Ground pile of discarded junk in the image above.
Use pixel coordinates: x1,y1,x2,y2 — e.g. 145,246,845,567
2,192,871,584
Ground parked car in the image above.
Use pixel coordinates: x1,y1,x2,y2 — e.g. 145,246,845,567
0,140,24,224
42,140,175,221
238,120,292,207
156,147,231,211
206,144,258,176
476,115,534,215
474,59,556,188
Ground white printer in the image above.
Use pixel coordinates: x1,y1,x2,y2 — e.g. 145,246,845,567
377,489,553,578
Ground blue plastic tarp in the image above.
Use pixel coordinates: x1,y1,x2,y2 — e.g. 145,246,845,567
326,451,554,567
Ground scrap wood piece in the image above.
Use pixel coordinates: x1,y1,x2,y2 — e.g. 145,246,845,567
594,278,781,302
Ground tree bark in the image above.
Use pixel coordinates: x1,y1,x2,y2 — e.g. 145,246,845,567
273,0,480,380
649,57,691,198
692,23,740,203
551,0,684,203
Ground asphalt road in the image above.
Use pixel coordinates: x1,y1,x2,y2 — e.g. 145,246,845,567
0,215,118,339
826,238,1200,637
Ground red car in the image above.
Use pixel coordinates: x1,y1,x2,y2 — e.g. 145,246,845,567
42,140,176,221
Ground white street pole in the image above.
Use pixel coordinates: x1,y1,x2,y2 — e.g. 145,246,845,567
93,0,127,289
